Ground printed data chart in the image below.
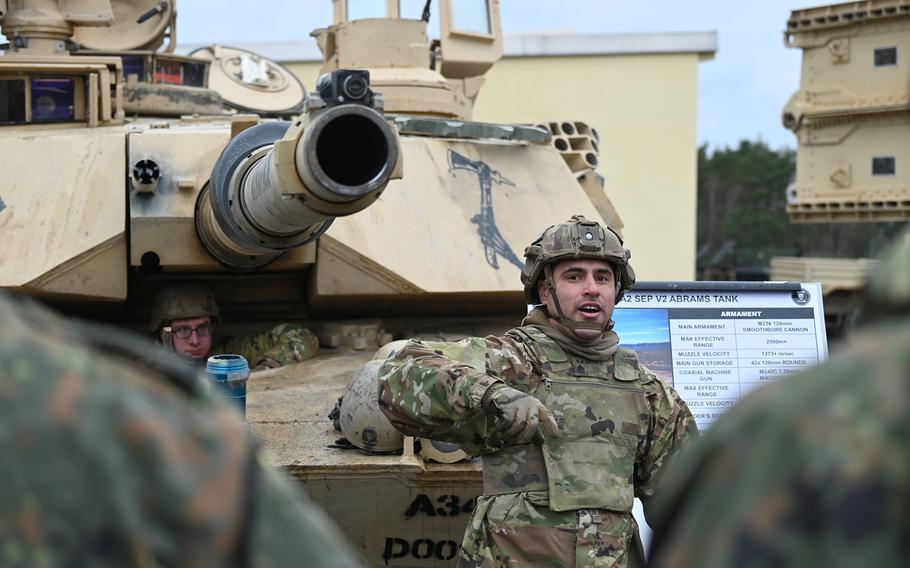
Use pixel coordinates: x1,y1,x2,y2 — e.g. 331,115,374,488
613,283,827,430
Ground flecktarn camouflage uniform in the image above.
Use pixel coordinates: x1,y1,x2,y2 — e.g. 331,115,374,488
379,324,696,567
218,323,320,371
0,291,358,567
648,229,910,568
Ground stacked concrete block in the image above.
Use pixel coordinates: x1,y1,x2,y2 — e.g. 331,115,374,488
538,120,623,231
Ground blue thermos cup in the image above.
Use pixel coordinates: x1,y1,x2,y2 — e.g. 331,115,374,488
205,354,250,417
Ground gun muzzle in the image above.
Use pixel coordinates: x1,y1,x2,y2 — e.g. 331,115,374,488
196,104,400,268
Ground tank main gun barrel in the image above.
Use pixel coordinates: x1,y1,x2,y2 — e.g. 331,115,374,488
196,71,400,269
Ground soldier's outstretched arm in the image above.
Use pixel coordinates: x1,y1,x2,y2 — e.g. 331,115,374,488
378,336,534,454
634,366,699,522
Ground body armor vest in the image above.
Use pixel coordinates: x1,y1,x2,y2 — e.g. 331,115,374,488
487,326,651,512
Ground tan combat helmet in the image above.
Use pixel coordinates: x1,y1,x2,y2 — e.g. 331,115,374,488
521,215,634,331
149,285,221,332
339,360,403,454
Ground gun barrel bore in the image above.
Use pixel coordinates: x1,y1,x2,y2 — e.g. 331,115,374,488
198,104,399,269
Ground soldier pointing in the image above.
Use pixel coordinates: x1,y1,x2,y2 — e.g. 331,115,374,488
379,215,698,567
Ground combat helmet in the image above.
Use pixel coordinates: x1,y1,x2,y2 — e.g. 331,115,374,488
372,339,410,362
521,215,634,332
149,285,221,332
338,360,404,454
857,227,910,325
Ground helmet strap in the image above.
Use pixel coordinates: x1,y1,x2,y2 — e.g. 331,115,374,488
542,265,610,336
161,324,175,351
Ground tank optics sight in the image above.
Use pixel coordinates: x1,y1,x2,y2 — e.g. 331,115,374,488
312,69,377,109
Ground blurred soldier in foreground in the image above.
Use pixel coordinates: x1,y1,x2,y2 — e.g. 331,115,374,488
150,285,319,369
380,215,697,567
648,228,910,568
0,291,360,567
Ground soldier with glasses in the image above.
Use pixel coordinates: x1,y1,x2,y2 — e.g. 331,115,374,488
150,285,320,370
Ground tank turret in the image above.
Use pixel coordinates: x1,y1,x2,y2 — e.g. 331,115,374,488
311,0,502,119
0,0,398,305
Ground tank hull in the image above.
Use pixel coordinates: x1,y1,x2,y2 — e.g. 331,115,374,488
248,348,482,568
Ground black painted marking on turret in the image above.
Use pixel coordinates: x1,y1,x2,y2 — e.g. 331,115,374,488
0,195,6,213
447,149,522,270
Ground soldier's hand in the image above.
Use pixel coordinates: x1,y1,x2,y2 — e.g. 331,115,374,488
481,385,559,444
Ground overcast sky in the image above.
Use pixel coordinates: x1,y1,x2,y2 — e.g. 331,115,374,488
174,0,815,152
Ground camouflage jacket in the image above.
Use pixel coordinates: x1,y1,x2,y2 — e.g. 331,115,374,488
649,316,910,568
379,323,696,568
649,229,910,568
0,292,358,568
216,323,319,371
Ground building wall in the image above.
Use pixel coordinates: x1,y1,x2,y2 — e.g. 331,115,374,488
284,62,324,87
284,53,701,281
474,53,700,280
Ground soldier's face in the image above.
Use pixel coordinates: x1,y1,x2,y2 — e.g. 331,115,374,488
538,259,616,340
165,315,213,361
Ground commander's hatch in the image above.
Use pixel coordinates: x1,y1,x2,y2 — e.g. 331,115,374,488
437,0,502,80
322,1,503,118
73,0,176,53
333,0,503,79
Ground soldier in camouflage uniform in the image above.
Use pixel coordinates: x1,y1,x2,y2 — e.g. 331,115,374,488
0,290,360,567
648,228,910,568
150,285,319,370
379,215,697,567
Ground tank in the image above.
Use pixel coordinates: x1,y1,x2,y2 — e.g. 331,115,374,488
774,0,909,333
1,1,623,566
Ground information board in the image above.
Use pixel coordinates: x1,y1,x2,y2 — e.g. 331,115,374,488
613,282,828,430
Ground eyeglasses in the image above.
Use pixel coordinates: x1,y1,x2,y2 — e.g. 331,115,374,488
171,323,213,339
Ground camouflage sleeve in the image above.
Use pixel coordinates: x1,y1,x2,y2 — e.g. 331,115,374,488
220,324,319,371
648,321,910,568
378,335,533,455
0,293,356,566
635,365,699,519
252,324,320,371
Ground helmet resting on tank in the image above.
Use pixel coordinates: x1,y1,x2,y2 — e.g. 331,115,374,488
372,339,411,362
520,214,635,305
149,285,221,332
339,360,404,454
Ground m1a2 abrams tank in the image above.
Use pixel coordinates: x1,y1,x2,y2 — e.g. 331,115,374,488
1,1,623,565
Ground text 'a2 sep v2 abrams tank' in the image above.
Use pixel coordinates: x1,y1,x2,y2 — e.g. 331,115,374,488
1,0,623,566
